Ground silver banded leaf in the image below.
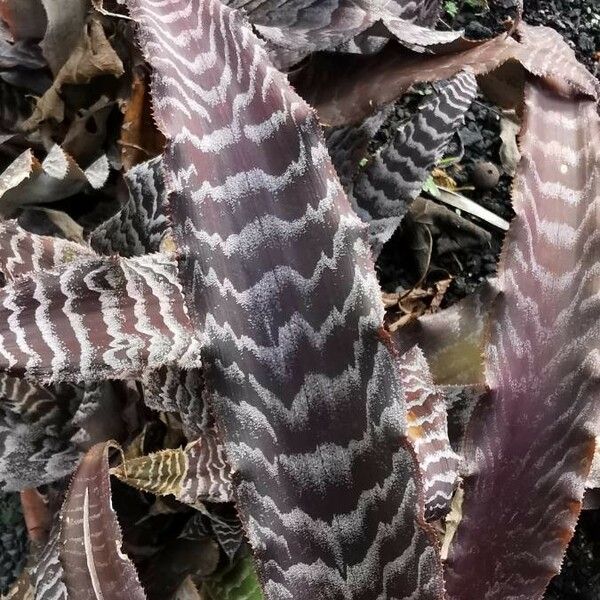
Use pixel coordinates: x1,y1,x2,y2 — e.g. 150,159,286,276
89,156,171,257
351,70,477,255
33,524,67,600
398,346,460,520
445,80,600,599
126,0,444,597
112,431,233,504
0,253,202,381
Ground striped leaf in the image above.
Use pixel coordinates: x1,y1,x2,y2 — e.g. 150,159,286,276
89,156,171,257
225,0,443,68
352,71,477,255
111,431,233,504
126,0,445,598
0,220,93,282
180,506,244,562
445,80,600,599
398,346,460,520
0,394,80,491
142,366,210,440
0,146,109,217
33,525,67,600
59,441,146,600
0,253,201,381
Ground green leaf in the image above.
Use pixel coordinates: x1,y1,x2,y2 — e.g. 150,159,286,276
444,1,459,18
422,174,441,198
438,155,460,168
203,553,263,600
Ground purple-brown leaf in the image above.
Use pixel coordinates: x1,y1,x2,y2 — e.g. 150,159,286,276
59,441,146,600
445,80,600,599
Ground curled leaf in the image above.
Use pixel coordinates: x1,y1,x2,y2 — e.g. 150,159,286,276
24,19,124,129
59,441,146,600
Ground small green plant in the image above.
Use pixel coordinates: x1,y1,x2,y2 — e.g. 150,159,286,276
444,0,459,18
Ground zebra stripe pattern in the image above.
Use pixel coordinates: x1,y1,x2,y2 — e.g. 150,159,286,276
0,220,94,281
33,525,67,600
126,0,444,597
224,0,442,67
445,81,600,598
398,346,460,520
89,156,171,257
352,71,477,254
142,366,210,439
112,431,233,504
0,253,202,381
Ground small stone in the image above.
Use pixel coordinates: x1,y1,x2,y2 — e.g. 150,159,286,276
472,161,500,190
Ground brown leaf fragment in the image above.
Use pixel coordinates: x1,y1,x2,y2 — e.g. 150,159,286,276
18,207,86,243
0,0,47,41
40,0,90,75
3,568,34,600
294,24,599,126
24,19,124,129
119,73,166,170
20,488,51,544
384,277,452,333
59,441,147,600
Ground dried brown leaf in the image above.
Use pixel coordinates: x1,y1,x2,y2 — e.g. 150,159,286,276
24,19,124,129
119,73,166,170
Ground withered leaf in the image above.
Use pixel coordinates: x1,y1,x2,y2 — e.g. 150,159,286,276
24,19,124,129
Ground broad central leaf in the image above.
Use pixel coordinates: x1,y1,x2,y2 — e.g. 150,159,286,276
125,0,444,597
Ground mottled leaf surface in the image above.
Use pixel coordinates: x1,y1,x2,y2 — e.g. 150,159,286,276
126,0,444,598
